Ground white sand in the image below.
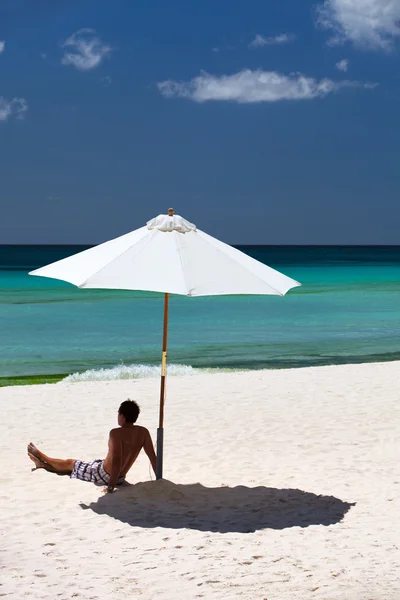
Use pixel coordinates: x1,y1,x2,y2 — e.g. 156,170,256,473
1,361,399,600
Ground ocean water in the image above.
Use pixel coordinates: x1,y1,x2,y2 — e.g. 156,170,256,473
1,245,400,383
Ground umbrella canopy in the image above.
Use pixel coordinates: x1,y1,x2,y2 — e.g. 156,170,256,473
29,212,300,297
29,211,301,480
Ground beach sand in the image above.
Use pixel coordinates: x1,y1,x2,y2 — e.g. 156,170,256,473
1,361,399,599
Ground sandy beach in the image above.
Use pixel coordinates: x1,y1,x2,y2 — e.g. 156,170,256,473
1,361,399,599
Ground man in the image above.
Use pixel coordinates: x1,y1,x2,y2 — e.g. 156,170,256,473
27,399,157,493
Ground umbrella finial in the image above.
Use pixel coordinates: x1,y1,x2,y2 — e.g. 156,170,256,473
146,211,197,232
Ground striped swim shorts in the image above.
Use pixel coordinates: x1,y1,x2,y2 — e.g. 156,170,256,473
70,459,124,486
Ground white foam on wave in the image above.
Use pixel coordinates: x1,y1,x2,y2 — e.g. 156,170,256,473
62,363,200,383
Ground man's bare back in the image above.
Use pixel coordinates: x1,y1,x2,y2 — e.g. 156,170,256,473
104,424,157,488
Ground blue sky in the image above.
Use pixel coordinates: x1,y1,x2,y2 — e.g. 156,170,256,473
1,0,400,244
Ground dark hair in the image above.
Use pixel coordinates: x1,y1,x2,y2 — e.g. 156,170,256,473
119,399,140,424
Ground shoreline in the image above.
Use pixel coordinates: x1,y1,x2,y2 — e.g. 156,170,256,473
3,350,400,387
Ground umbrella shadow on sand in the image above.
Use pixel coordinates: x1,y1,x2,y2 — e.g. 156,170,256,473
80,480,355,533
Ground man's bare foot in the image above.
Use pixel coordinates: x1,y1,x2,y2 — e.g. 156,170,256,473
27,442,43,461
27,451,46,469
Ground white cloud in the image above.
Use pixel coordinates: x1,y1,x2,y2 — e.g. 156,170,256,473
249,33,295,48
336,58,349,71
158,69,374,103
61,29,111,71
0,41,5,54
317,0,400,49
0,97,28,121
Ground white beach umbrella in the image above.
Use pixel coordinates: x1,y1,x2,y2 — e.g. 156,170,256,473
29,210,301,478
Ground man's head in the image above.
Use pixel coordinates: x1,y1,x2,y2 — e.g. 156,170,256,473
118,399,140,425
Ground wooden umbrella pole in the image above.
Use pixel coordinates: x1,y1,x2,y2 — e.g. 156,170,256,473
156,292,169,480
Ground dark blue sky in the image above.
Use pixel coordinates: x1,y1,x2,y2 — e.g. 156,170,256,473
1,0,399,244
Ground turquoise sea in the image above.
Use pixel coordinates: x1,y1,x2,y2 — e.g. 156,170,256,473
1,245,400,385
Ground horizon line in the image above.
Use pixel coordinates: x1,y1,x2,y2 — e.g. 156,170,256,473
1,243,400,248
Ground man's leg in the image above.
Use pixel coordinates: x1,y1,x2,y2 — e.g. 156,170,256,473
28,443,76,474
28,452,58,472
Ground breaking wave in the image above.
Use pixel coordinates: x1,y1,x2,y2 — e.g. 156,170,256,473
62,363,202,383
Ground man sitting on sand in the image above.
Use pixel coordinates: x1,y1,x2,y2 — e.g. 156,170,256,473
27,399,157,493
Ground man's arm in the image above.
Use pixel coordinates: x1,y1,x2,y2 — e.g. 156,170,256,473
107,429,122,490
143,429,157,475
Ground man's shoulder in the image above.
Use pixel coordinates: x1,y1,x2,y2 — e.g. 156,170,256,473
134,425,149,435
109,427,122,437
